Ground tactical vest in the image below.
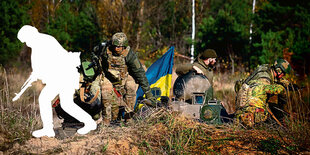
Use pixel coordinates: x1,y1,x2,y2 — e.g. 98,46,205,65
244,64,273,85
235,64,273,109
106,48,129,94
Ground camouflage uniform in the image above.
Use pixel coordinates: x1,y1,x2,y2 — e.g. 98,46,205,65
54,73,102,123
235,79,286,127
235,59,291,127
95,33,151,122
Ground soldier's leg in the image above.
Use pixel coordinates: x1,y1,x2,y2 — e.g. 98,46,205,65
101,77,113,125
89,75,102,120
111,94,120,121
124,79,136,112
59,87,96,135
254,108,268,124
236,95,266,127
33,85,58,137
238,110,255,128
123,80,136,120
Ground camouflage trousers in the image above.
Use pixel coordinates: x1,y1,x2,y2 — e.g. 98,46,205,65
235,97,268,127
101,77,136,121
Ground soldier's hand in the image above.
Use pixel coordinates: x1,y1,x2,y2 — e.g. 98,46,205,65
149,97,160,107
279,78,290,87
145,91,159,107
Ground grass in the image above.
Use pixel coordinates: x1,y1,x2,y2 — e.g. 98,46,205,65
101,141,109,153
0,65,309,154
135,69,310,154
0,66,41,151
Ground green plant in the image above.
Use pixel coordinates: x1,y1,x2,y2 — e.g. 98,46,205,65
258,138,282,154
101,142,109,153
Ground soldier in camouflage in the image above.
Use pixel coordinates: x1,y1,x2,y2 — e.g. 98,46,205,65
234,59,292,127
94,32,155,125
54,64,103,128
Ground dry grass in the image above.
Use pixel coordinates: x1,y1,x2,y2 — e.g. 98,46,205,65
136,108,304,154
0,65,309,154
0,66,42,151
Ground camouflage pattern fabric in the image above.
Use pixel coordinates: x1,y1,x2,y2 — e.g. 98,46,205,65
101,77,136,121
235,79,286,127
54,74,102,124
95,40,151,122
101,49,136,121
112,32,128,47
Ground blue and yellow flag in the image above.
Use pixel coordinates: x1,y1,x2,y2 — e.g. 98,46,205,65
134,46,174,109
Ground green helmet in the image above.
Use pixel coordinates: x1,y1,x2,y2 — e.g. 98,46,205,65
112,32,128,47
199,49,217,60
274,59,292,75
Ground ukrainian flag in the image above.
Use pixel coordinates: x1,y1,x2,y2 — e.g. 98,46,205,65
134,46,174,109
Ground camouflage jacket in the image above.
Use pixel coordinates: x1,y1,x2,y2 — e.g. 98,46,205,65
243,64,290,88
96,45,151,94
235,64,289,111
246,79,286,109
244,64,274,85
175,58,214,85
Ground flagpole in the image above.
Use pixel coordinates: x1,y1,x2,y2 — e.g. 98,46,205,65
191,0,195,63
249,0,256,44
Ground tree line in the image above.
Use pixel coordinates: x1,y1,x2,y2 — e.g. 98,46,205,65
1,0,309,76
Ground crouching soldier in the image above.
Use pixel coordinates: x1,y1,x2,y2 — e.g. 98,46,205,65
93,32,156,126
234,59,292,127
53,61,103,128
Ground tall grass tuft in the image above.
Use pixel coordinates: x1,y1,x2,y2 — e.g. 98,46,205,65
280,77,310,151
0,66,41,151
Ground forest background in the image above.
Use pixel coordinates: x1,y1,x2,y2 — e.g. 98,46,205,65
0,0,310,153
0,0,309,77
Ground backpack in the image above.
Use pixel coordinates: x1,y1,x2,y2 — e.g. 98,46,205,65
234,64,272,110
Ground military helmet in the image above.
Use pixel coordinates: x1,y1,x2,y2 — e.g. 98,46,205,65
112,32,128,47
273,59,291,75
199,49,217,60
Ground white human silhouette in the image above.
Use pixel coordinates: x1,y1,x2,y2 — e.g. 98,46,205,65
13,25,96,137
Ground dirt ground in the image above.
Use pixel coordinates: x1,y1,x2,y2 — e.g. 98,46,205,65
3,110,310,154
6,118,142,155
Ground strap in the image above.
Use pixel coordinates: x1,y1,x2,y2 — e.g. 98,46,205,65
245,65,271,84
52,98,60,108
80,86,100,104
88,89,100,104
267,107,283,127
113,87,122,98
80,87,86,102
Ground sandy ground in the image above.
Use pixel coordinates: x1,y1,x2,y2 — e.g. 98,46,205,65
7,117,142,155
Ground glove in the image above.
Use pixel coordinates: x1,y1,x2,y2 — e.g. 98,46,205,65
145,90,158,107
145,90,153,99
279,78,290,87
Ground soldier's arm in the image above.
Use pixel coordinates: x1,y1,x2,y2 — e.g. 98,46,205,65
175,64,194,76
126,50,151,94
263,84,286,96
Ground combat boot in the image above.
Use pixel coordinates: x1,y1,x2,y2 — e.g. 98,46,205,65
110,119,121,127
